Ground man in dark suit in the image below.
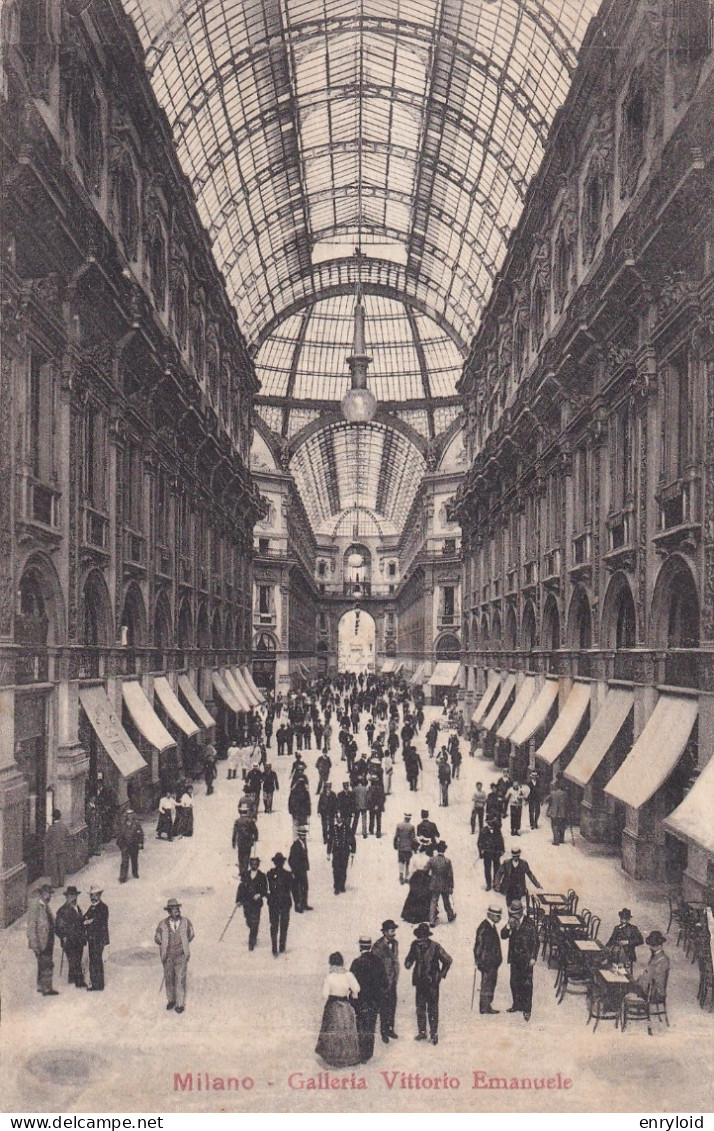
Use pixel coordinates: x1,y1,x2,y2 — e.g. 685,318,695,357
317,781,337,844
477,817,505,891
350,936,389,1063
495,847,541,905
266,852,293,956
473,903,503,1014
116,808,144,883
501,900,539,1021
426,842,456,926
83,885,109,991
404,923,452,1045
416,809,440,851
236,856,269,951
327,813,356,894
232,805,259,876
55,885,86,987
288,825,312,911
372,920,400,1043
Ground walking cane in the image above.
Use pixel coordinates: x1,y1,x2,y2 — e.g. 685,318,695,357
159,971,165,994
218,902,240,943
471,966,478,1011
60,949,64,976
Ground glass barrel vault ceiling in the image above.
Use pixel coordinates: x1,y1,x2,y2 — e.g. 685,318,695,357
123,0,601,536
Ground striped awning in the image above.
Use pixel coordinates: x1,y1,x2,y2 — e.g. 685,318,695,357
605,693,698,809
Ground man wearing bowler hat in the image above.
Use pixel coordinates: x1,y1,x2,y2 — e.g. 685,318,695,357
55,885,86,987
27,882,58,995
404,923,452,1045
155,898,194,1014
372,920,400,1043
501,899,539,1021
236,856,268,951
426,841,456,927
606,907,644,973
473,903,503,1014
266,852,293,955
288,824,312,912
632,931,670,1003
495,846,541,905
83,885,110,991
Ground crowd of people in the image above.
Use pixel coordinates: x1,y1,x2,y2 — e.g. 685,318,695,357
25,669,683,1060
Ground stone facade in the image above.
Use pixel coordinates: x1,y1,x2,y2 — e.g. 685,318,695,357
452,0,714,892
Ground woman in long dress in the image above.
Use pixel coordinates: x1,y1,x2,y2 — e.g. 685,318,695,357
401,852,431,923
315,952,361,1067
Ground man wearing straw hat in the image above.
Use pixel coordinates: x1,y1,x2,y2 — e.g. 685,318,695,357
155,898,195,1014
473,903,503,1014
83,885,110,991
27,882,58,996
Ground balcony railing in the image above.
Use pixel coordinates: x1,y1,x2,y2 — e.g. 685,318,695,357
156,546,173,577
608,508,633,551
543,547,561,579
124,528,145,566
506,567,518,594
524,560,538,587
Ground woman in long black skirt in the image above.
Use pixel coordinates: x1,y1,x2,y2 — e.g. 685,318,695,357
315,952,361,1067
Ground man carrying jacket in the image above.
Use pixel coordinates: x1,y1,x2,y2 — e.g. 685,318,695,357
155,897,194,1014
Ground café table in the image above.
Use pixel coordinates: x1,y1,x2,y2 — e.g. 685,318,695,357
587,965,635,1030
538,893,568,907
555,913,585,929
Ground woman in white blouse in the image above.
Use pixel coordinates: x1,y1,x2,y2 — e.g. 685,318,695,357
315,952,361,1067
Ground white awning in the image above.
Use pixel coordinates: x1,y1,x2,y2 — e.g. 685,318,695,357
496,675,536,740
154,676,200,738
427,661,462,687
605,693,698,809
394,662,404,675
536,681,591,766
122,681,176,751
212,670,241,714
663,754,714,855
565,687,633,786
409,661,426,685
79,686,147,779
297,661,311,680
471,670,501,725
510,678,559,746
178,674,215,729
224,668,252,712
241,666,266,705
482,672,516,731
381,659,396,673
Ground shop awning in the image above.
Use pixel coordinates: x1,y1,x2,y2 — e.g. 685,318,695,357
471,671,501,725
212,670,242,714
178,674,215,729
496,675,536,740
241,666,266,705
154,676,200,738
482,672,516,731
427,661,462,687
536,681,591,766
565,686,633,786
663,754,714,855
381,659,396,673
394,662,404,676
409,661,426,685
510,678,559,746
298,661,311,680
122,681,176,751
79,686,147,779
605,693,698,809
224,669,252,712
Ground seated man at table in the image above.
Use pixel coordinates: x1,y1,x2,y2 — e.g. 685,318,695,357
626,931,670,1003
606,907,644,972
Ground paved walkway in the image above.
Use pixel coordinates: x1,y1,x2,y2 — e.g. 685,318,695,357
1,705,711,1113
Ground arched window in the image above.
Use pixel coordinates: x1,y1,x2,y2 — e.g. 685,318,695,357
70,64,103,194
553,227,570,313
112,151,138,261
619,74,649,198
172,273,188,349
148,223,166,310
582,161,604,264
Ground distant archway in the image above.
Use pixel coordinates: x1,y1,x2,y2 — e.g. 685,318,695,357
542,595,561,651
153,591,172,649
567,585,592,650
120,581,146,647
504,605,518,651
338,609,376,673
602,572,636,649
211,608,223,650
177,598,193,649
81,569,113,646
196,603,210,650
491,608,503,650
521,601,537,652
651,556,700,649
435,633,461,659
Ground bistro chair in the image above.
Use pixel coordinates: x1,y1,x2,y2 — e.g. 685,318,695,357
566,889,579,915
588,915,601,941
556,949,591,1002
697,958,713,1011
621,973,669,1036
666,889,684,936
586,982,621,1031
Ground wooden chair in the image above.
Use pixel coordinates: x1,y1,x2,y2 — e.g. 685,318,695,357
622,973,669,1036
666,890,684,936
588,915,601,941
566,889,579,915
556,950,591,1003
586,983,620,1031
